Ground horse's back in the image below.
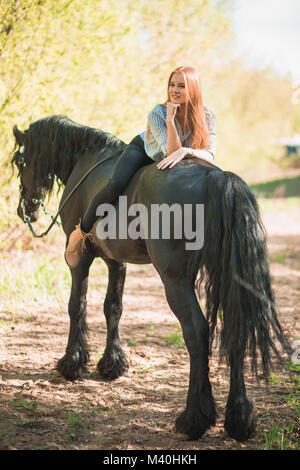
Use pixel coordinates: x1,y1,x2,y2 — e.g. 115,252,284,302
134,157,221,206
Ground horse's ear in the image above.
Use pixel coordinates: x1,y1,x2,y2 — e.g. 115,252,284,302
13,125,25,145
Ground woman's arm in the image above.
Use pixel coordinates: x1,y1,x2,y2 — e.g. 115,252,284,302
166,102,182,155
157,108,216,169
146,107,168,157
187,148,214,162
156,147,213,169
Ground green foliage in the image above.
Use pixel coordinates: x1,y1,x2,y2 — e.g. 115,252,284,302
0,0,234,145
0,0,237,241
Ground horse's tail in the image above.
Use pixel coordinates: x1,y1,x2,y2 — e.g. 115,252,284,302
194,170,291,379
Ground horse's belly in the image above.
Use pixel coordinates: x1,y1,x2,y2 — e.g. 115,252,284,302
92,236,151,264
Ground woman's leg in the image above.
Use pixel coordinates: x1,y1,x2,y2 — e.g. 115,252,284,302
65,136,151,268
81,136,151,232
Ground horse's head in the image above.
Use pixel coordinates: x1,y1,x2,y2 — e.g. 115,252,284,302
12,115,118,225
12,124,49,223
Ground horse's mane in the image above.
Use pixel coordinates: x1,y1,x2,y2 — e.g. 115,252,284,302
12,115,125,193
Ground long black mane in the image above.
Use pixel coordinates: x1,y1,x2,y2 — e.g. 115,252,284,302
11,115,126,193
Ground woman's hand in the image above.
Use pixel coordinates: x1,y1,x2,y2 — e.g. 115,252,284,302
166,102,180,123
157,147,190,170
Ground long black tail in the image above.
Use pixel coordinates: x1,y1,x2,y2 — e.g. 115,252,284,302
196,170,291,378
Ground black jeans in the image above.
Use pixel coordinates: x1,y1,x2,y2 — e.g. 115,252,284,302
81,135,152,232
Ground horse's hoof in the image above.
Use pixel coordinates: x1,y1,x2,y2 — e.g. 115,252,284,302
224,398,257,441
175,410,211,441
174,432,190,441
57,355,88,381
97,349,129,381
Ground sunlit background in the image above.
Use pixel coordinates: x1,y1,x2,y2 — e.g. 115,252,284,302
232,0,300,81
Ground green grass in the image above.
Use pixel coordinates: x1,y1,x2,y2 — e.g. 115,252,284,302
67,411,81,428
257,196,300,214
0,250,108,327
270,252,289,264
264,424,297,450
127,338,137,346
10,399,38,412
10,399,39,429
269,373,281,385
287,394,300,418
0,254,70,299
164,331,185,348
262,360,300,450
249,175,300,213
287,360,300,374
64,411,82,443
0,253,70,327
250,175,300,199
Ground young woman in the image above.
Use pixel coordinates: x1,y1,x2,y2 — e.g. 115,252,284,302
65,65,216,268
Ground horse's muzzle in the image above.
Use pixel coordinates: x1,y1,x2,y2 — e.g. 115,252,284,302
17,199,40,223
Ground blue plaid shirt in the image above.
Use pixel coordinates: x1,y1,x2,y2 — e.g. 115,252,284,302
139,104,216,161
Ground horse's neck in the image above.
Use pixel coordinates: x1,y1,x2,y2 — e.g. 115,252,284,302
53,163,69,187
51,131,124,186
53,146,99,187
53,151,79,186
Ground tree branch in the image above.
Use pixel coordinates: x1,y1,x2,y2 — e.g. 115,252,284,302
0,9,41,114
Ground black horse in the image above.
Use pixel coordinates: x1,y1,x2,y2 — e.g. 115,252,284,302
12,115,290,441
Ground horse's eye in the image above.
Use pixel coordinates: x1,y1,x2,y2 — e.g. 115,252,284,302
17,155,27,168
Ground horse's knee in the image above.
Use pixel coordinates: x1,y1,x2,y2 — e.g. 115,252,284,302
182,318,209,355
164,279,208,348
164,280,193,311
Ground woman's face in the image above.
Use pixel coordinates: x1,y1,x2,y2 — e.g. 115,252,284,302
168,72,187,106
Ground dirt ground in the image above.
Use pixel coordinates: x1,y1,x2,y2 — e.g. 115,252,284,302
0,196,299,451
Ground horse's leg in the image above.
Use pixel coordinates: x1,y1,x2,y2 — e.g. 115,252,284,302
224,353,257,441
97,258,129,380
57,251,94,380
163,276,216,440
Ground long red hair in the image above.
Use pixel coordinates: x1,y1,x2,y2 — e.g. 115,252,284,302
166,66,209,149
